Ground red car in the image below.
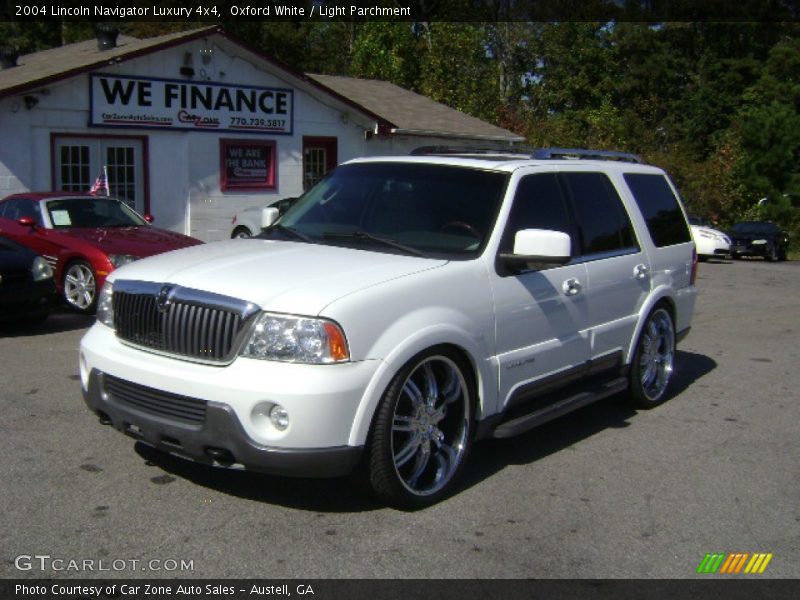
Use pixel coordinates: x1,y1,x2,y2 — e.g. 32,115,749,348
0,193,202,313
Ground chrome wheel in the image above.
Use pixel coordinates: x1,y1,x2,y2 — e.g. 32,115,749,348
391,356,470,497
637,308,675,403
64,261,96,312
368,349,474,508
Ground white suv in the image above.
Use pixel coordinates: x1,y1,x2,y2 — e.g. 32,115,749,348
80,148,697,508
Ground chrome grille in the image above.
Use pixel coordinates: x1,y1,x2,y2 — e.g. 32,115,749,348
112,281,259,363
104,374,207,424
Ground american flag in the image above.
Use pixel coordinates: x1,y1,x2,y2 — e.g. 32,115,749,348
89,166,109,196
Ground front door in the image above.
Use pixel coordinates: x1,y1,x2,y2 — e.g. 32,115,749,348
302,136,338,191
492,172,591,409
53,136,145,214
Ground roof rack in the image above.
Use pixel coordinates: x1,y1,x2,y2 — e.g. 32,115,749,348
531,148,644,163
410,145,528,157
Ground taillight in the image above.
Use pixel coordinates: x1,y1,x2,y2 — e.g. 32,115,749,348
690,247,698,285
231,215,237,225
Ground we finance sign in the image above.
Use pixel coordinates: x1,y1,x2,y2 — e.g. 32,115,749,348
90,74,293,134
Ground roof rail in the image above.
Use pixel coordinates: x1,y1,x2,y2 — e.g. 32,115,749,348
410,145,528,157
531,148,644,163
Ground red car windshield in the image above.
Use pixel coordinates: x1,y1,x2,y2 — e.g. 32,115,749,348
45,198,147,229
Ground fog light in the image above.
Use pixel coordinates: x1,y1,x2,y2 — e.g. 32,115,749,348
269,405,290,431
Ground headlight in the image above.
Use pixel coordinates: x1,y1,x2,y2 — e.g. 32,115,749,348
31,256,53,281
108,254,138,268
752,239,767,245
96,281,114,328
241,313,349,363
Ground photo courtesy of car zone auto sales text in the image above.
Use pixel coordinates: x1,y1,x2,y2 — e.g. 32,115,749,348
14,582,312,597
1,7,798,600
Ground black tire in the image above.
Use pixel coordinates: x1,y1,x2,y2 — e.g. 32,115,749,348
626,306,676,409
767,245,779,262
62,260,97,314
366,347,475,509
231,226,252,239
778,247,787,262
731,253,741,260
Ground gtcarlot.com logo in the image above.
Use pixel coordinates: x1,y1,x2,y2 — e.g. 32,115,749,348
697,552,773,574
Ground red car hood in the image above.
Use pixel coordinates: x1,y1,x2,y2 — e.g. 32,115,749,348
58,226,201,257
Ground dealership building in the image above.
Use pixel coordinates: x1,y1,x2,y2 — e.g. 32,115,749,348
0,27,523,241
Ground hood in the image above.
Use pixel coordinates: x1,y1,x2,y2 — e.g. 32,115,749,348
58,226,201,256
693,226,727,239
109,239,448,315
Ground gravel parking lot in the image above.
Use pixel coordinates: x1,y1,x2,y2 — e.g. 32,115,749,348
1,257,798,579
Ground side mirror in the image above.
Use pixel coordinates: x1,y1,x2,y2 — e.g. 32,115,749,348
143,214,154,224
18,216,38,229
261,207,279,229
500,229,571,273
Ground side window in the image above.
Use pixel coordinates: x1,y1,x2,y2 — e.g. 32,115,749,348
623,173,691,247
562,172,637,257
500,173,573,255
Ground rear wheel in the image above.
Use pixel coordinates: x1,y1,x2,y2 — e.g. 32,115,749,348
231,226,252,239
63,260,97,313
627,307,675,408
367,348,474,509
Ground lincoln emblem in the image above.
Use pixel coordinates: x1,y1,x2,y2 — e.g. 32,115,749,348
156,285,174,313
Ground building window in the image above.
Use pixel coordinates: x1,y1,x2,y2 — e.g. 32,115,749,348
59,145,90,192
107,146,136,209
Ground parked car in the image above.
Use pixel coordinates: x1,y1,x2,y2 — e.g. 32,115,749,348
0,235,56,324
729,221,789,261
230,196,299,238
80,148,697,508
0,193,202,313
689,216,731,260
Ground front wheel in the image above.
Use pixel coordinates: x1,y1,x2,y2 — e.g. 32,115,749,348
768,244,779,262
627,307,675,408
63,260,97,313
367,348,474,509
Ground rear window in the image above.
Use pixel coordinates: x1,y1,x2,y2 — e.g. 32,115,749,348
623,173,691,247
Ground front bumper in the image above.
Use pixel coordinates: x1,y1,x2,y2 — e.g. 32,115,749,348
79,323,381,477
731,242,769,257
82,369,363,477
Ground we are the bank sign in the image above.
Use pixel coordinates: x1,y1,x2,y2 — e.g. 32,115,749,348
90,74,294,134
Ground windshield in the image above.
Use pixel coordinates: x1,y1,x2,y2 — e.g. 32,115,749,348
46,198,147,229
731,222,777,235
263,162,509,258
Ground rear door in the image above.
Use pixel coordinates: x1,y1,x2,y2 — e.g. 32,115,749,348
560,171,649,364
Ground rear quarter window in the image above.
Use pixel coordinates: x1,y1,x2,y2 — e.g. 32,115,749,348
623,173,691,247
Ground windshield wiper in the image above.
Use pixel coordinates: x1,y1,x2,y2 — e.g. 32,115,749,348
268,224,315,243
322,230,426,257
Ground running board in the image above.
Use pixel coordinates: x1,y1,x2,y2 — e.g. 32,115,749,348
492,377,629,439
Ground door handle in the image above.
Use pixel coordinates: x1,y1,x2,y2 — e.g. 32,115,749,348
562,278,582,296
633,264,649,280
